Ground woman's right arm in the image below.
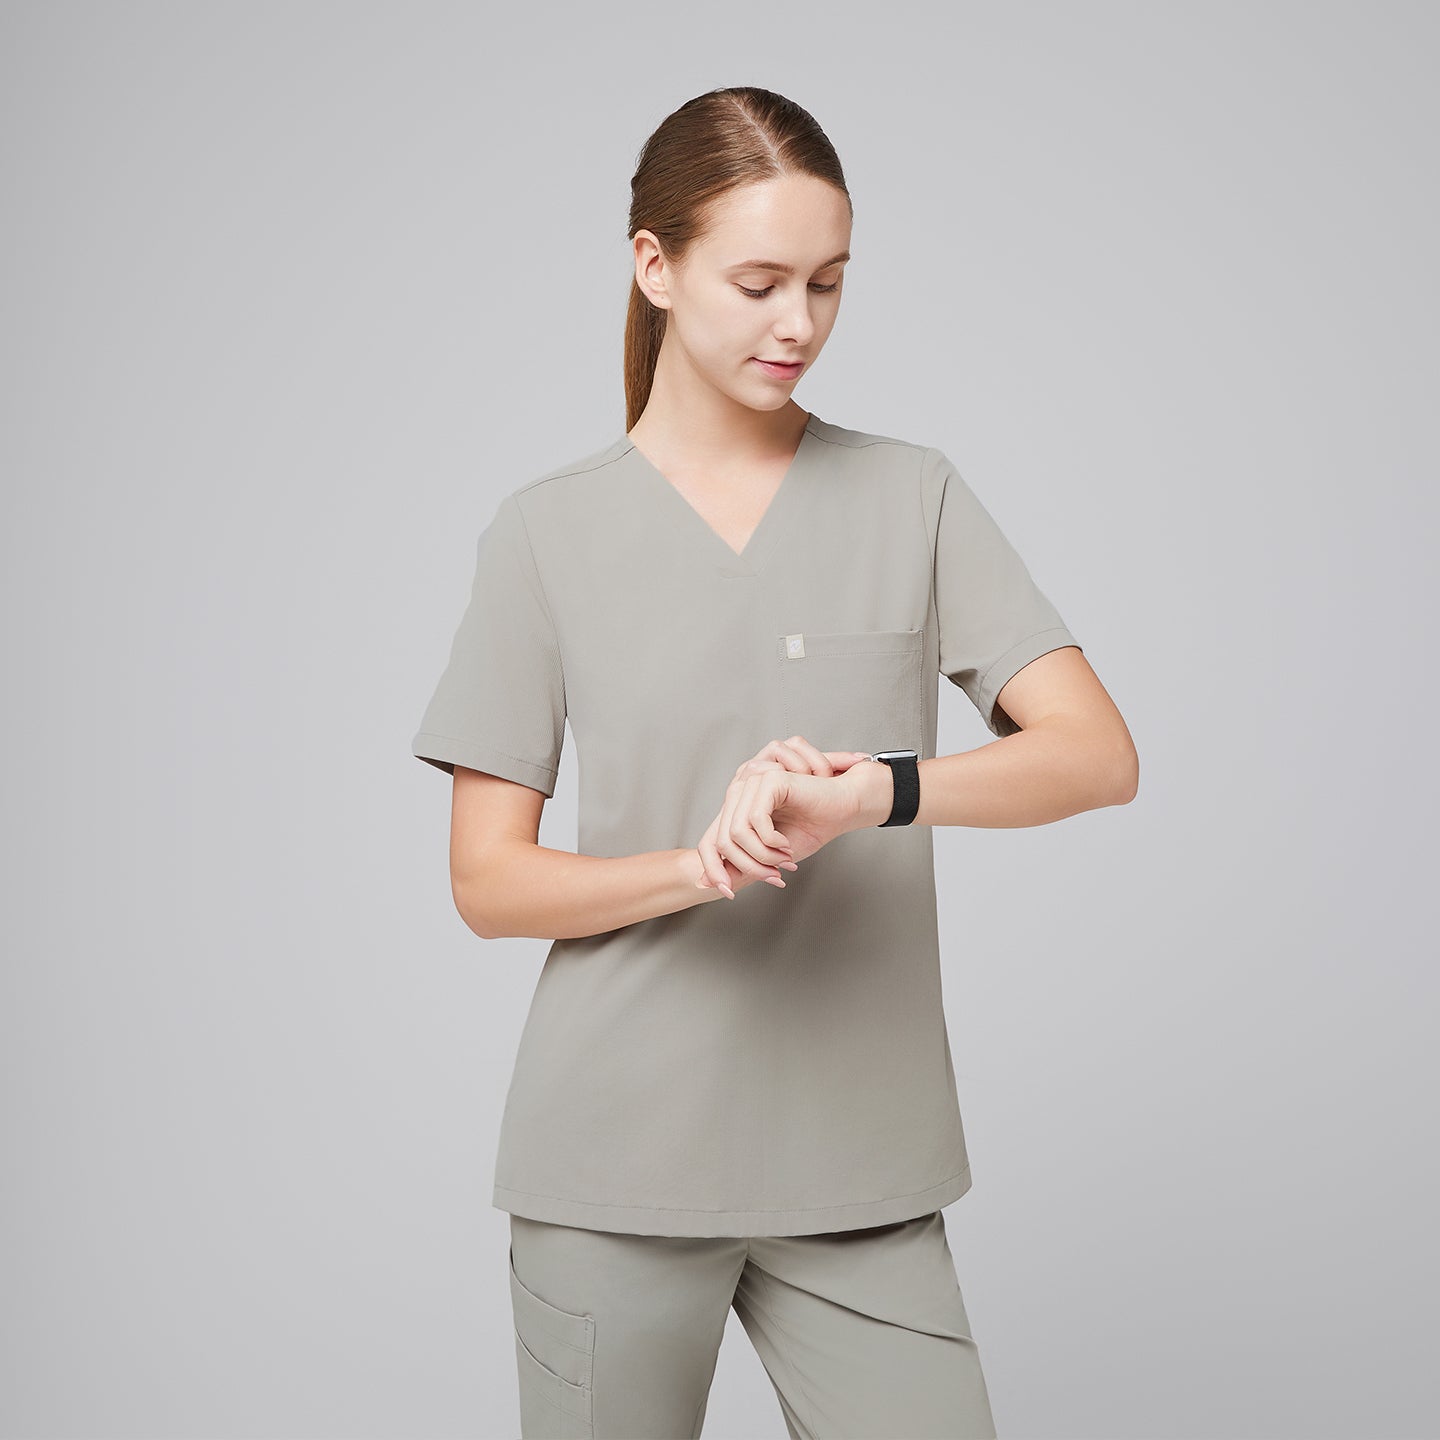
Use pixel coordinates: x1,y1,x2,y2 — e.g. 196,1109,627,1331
448,766,725,941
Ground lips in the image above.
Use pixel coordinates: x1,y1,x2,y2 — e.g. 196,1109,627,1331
752,358,804,376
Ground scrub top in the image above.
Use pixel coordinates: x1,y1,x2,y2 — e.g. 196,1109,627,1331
411,414,1081,1238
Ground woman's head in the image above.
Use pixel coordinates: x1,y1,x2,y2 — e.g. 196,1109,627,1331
624,87,852,431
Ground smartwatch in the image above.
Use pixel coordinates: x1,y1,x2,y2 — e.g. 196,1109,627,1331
868,749,920,827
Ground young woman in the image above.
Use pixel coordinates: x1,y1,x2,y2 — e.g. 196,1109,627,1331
412,85,1137,1440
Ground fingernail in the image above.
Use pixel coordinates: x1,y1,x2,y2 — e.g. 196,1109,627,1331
781,861,798,871
766,876,785,888
722,885,735,899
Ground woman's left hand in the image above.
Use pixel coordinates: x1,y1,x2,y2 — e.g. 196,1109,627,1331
694,737,872,896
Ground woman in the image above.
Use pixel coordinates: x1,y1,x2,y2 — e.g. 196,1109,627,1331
412,85,1137,1440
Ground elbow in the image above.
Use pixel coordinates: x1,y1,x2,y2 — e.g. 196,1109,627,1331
452,876,505,941
452,836,529,940
1108,740,1140,806
452,838,558,941
1051,717,1138,810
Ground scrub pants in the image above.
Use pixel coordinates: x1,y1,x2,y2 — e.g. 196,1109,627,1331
507,1207,997,1439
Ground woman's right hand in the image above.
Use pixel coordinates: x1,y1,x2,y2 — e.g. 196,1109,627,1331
692,737,871,899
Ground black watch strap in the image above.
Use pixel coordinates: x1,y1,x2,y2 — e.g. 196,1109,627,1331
869,749,920,827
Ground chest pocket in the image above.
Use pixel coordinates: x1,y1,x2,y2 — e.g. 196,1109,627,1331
776,628,925,755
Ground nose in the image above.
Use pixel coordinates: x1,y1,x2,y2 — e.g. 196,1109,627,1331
774,296,819,348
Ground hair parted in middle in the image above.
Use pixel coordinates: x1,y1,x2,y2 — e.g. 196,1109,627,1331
622,86,851,431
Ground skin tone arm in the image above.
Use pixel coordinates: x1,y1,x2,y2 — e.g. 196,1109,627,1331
447,767,729,942
692,643,1136,895
848,645,1136,831
449,645,1136,939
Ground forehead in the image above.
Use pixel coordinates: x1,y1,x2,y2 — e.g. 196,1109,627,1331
696,175,851,266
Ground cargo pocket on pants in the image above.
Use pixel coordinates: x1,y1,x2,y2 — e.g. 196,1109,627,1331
510,1243,595,1438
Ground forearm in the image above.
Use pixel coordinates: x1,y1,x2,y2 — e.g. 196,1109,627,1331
846,718,1137,831
459,842,719,941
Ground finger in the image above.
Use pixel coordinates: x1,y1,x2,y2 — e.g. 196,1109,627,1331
781,734,838,776
708,843,746,899
741,740,822,778
758,805,800,863
718,778,779,881
727,771,794,855
715,783,743,870
696,824,735,899
720,770,789,862
730,793,797,868
730,819,792,883
752,768,799,864
767,738,826,775
737,743,778,778
717,828,779,883
749,771,800,863
723,774,793,879
735,754,786,781
695,834,722,891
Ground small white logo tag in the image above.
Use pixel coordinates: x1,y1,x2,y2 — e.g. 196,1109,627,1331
784,633,805,658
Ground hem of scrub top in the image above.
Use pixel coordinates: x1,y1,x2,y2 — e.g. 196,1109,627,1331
491,1164,972,1238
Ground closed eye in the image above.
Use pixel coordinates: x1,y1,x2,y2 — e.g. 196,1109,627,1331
739,281,841,299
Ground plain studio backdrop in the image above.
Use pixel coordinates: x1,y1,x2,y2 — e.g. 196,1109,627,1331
3,2,1435,1437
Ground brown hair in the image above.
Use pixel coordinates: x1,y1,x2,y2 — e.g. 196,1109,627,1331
623,87,851,432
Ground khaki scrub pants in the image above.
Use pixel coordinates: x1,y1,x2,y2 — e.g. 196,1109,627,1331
507,1207,997,1439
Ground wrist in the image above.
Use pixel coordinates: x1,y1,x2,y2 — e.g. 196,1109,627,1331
847,758,895,831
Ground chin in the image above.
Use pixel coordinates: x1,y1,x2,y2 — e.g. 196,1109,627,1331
741,383,795,409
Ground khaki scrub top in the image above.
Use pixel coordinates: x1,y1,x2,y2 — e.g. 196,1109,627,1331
411,414,1081,1238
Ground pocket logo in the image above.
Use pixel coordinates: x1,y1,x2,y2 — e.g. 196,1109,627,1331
784,633,806,658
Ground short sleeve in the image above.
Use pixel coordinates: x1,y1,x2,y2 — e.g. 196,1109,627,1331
410,492,566,796
929,447,1081,738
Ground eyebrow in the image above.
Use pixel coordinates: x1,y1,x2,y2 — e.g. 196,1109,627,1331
726,250,851,276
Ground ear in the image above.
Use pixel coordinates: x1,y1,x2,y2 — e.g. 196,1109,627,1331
632,229,672,310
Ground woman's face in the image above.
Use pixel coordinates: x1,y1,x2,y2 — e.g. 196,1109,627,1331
637,173,852,413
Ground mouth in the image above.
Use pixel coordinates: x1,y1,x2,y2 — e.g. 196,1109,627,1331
752,357,805,377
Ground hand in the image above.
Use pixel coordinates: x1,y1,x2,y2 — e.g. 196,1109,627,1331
693,737,874,899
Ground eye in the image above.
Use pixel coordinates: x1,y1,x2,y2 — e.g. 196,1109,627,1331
738,281,841,299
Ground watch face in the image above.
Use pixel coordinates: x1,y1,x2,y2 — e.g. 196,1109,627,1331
871,749,918,762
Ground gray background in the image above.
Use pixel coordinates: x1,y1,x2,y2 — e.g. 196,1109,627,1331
3,2,1435,1437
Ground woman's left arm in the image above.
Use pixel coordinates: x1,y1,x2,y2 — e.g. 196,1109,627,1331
847,645,1139,831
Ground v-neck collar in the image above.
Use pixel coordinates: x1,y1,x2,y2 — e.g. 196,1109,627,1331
623,414,821,578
